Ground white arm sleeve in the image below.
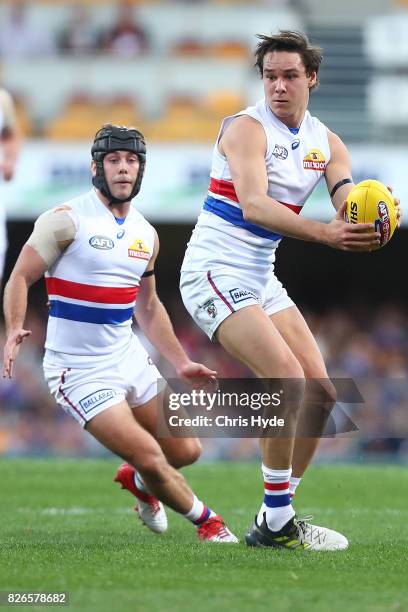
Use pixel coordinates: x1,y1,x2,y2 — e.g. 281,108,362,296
26,207,79,268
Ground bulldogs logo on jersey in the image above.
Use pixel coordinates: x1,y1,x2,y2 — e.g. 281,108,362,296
128,238,150,260
303,149,326,172
203,299,217,318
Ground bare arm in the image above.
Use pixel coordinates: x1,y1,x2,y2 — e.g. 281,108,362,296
135,231,216,383
220,116,379,251
3,207,77,378
325,129,402,226
3,246,49,377
325,129,354,210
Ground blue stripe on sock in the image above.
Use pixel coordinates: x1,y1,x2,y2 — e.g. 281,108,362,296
264,494,291,508
193,506,212,525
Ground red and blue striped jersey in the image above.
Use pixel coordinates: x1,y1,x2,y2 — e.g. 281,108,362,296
181,99,330,276
43,189,154,368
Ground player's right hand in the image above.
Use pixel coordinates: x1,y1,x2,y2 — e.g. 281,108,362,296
3,328,32,379
325,201,381,251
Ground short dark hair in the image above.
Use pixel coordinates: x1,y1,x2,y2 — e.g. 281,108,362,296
254,30,322,90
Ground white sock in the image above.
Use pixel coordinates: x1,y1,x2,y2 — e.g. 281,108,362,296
184,495,216,525
289,476,302,499
257,464,295,532
134,471,151,494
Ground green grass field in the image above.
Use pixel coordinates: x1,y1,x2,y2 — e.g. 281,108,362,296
1,460,407,612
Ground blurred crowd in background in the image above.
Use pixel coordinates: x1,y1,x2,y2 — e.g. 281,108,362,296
2,0,408,143
0,0,149,59
1,302,407,461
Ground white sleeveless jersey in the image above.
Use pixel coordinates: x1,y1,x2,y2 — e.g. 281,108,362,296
43,189,155,368
181,98,330,275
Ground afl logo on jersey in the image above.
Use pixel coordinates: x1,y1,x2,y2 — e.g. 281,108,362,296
292,139,300,150
272,144,288,160
89,235,114,250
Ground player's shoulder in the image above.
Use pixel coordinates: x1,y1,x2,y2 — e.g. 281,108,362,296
129,204,156,236
304,109,329,133
34,193,86,231
325,127,349,157
34,204,79,234
222,113,266,150
63,190,95,211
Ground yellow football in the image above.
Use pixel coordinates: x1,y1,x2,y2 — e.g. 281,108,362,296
345,179,397,249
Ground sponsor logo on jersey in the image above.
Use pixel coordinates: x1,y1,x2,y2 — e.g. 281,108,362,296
89,235,114,250
272,144,288,160
203,299,217,318
292,139,300,150
128,238,150,260
229,288,258,304
79,389,117,413
303,149,326,172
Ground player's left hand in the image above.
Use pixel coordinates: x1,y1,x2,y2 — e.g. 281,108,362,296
387,185,402,228
3,328,32,379
176,361,217,389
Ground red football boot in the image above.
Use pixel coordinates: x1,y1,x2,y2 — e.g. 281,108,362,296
197,515,239,543
114,463,168,534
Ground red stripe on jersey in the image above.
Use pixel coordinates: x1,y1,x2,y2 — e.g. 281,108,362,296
209,177,239,203
209,177,303,215
281,202,302,214
46,277,139,304
264,481,290,491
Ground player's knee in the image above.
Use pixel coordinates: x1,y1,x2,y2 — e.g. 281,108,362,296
321,378,337,407
305,376,337,407
302,357,328,380
278,354,305,379
170,439,202,468
184,438,202,465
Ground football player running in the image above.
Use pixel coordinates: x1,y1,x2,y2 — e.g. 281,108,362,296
180,31,400,550
3,124,238,544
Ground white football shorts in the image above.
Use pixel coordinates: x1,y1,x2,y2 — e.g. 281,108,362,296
44,339,161,428
180,268,294,340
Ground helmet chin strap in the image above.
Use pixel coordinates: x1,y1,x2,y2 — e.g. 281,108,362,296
93,161,134,206
95,168,132,206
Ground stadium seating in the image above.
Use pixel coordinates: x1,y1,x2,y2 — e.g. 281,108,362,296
2,0,407,143
45,94,142,139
